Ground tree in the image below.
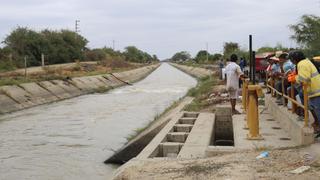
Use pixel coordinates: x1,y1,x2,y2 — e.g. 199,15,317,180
257,46,276,54
152,54,159,61
171,51,191,62
289,14,320,57
257,44,291,54
124,46,156,63
223,42,240,59
3,27,88,66
210,53,223,61
84,49,106,61
194,50,209,63
3,27,45,66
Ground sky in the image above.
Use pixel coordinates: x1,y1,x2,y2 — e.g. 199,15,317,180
0,0,319,59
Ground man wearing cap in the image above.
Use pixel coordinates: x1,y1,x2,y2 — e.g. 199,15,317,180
290,50,320,136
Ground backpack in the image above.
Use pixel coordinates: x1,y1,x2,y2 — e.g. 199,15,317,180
310,59,320,73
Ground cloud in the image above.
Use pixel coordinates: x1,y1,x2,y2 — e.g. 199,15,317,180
0,0,319,59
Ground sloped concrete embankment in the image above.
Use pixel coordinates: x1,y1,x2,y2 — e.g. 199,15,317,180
0,64,160,114
169,63,213,78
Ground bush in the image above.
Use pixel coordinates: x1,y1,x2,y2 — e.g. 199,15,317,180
0,60,15,72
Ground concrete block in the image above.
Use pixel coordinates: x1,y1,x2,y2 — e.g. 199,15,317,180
0,93,23,113
0,85,37,108
19,82,59,104
166,132,188,143
86,76,107,87
178,117,196,124
69,79,94,93
182,112,199,118
51,80,83,97
38,81,72,100
174,124,193,132
160,142,183,157
101,75,123,87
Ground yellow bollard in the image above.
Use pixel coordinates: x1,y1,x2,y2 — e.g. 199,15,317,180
243,81,251,129
242,80,248,112
247,85,264,140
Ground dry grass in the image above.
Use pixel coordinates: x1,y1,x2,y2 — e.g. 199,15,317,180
0,60,141,86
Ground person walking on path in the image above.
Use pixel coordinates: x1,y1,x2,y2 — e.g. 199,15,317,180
225,54,246,115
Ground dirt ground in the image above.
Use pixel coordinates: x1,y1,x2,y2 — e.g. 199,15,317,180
114,144,320,180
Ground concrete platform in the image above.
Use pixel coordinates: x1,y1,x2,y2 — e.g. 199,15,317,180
137,105,300,160
265,94,314,145
206,105,298,157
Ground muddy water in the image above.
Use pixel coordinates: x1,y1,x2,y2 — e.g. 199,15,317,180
0,63,197,180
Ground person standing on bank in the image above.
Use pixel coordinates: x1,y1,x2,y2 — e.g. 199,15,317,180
219,59,224,80
290,50,320,137
225,54,246,115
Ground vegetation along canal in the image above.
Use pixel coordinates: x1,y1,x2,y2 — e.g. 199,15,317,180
0,63,197,180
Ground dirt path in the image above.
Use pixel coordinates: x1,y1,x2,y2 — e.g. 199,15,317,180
114,144,320,180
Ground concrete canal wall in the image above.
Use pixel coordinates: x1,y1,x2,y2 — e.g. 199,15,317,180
0,64,160,114
169,63,213,78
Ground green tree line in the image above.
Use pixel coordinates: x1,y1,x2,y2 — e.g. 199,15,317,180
0,27,159,72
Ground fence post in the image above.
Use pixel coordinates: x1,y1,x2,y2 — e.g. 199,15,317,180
41,54,45,67
281,77,286,106
303,83,309,127
291,82,297,113
24,56,27,78
242,79,248,111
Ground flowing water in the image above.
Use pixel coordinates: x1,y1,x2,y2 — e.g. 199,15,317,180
0,63,197,180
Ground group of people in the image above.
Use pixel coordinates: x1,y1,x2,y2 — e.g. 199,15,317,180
223,51,320,137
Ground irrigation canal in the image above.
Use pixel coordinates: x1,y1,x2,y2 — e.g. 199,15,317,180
0,63,197,180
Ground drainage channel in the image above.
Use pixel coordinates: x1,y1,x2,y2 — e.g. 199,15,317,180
210,107,234,146
150,112,199,158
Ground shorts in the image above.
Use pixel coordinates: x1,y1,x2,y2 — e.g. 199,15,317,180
228,90,238,99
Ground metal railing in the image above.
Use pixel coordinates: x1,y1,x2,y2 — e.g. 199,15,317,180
266,78,309,127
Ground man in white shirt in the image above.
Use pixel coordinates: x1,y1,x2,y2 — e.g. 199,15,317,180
225,54,245,114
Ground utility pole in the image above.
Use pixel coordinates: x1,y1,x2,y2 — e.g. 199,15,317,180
24,56,27,78
112,40,115,50
75,20,80,34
